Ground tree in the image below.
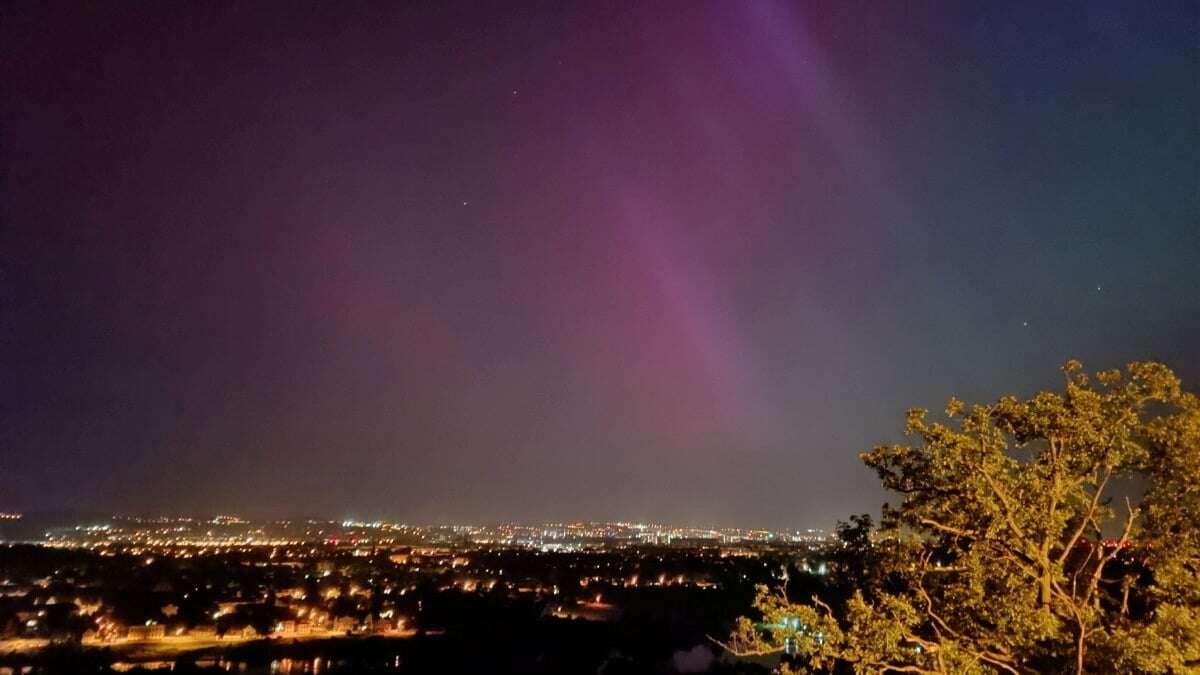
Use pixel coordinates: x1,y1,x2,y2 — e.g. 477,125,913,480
721,361,1200,674
823,514,888,607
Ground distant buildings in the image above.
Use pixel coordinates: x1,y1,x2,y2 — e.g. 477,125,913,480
0,515,832,659
37,516,829,551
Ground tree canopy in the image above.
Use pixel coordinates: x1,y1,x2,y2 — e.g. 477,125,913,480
724,361,1200,674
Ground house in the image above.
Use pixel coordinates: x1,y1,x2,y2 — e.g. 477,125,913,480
277,587,306,600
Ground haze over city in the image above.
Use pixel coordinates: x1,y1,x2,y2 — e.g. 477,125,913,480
3,1,1197,530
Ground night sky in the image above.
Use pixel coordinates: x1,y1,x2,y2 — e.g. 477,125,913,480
3,2,1197,528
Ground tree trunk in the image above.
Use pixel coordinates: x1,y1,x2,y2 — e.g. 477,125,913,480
1076,625,1086,675
1039,569,1053,609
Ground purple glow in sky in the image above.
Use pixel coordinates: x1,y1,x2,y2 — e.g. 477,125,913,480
2,1,1197,527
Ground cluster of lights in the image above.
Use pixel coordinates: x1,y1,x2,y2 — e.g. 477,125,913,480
35,516,833,556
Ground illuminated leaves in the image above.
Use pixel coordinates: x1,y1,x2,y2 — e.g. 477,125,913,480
728,361,1200,674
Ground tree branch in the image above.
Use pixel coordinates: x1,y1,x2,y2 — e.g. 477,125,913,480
706,634,784,658
1058,467,1112,566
